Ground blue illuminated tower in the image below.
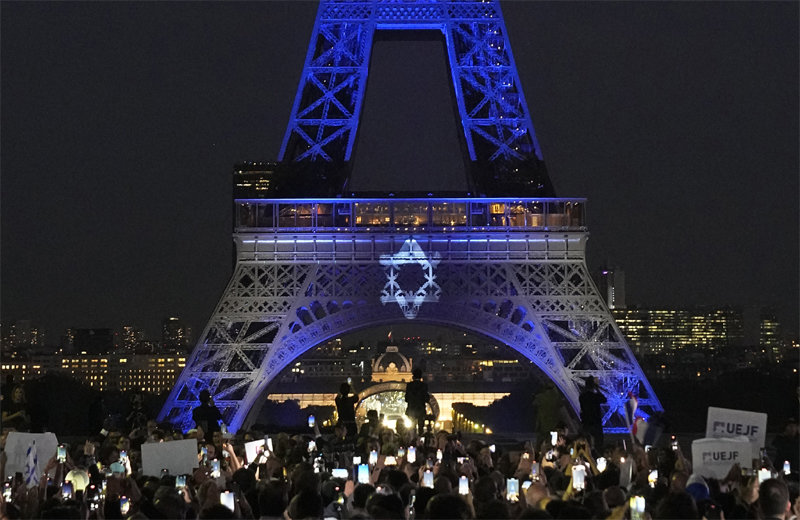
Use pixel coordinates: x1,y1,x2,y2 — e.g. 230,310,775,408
159,0,663,434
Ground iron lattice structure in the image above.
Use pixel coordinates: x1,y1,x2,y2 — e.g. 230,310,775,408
159,0,664,433
279,0,551,195
159,198,663,433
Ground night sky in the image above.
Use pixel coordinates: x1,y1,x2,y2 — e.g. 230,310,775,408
1,1,797,343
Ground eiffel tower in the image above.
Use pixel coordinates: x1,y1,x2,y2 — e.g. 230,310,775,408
159,0,663,433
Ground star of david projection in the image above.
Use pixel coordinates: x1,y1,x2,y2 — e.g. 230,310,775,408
380,238,441,319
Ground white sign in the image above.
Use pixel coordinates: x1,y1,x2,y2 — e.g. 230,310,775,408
141,439,199,477
692,437,752,479
244,439,265,465
706,407,767,458
3,432,59,481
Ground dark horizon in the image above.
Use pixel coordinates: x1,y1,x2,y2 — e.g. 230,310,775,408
1,1,797,343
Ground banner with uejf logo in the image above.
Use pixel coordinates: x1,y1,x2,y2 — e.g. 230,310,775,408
705,406,768,460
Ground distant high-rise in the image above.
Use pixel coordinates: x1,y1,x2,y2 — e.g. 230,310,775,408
73,328,114,355
121,326,145,351
759,310,782,362
597,267,626,310
162,317,190,351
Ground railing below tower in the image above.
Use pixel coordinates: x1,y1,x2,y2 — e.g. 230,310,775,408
234,198,586,233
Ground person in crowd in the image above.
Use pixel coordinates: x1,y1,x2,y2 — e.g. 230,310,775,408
1,385,31,432
578,376,606,451
192,389,223,443
335,382,359,439
772,418,799,474
758,478,791,520
404,368,429,437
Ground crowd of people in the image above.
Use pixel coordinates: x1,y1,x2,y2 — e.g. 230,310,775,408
0,378,797,520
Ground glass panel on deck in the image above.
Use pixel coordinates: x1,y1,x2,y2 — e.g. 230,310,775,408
431,202,467,226
488,202,507,227
335,203,351,228
237,203,256,227
508,202,526,227
567,201,583,227
257,203,275,227
526,201,544,227
546,201,567,227
469,202,487,227
355,203,390,226
393,202,428,227
278,204,296,228
297,204,312,228
316,204,334,228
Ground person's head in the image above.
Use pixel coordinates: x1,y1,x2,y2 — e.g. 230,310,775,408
199,503,235,519
584,377,596,390
475,498,509,519
654,491,699,520
257,480,288,517
340,382,351,395
352,483,376,509
11,385,25,403
198,390,211,405
412,368,423,380
758,478,790,519
287,489,323,520
783,419,798,436
212,430,223,447
366,490,405,519
426,494,473,519
153,486,187,519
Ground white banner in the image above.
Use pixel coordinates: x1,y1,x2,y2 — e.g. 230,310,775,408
141,439,199,477
691,437,752,479
706,407,767,458
3,432,59,481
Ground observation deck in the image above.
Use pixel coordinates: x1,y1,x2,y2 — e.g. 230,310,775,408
235,198,586,233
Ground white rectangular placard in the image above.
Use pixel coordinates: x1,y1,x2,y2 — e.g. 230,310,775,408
141,439,199,477
706,407,767,458
244,439,266,465
3,432,59,482
691,437,752,479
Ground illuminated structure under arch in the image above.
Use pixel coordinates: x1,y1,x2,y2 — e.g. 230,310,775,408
354,381,440,427
159,0,663,434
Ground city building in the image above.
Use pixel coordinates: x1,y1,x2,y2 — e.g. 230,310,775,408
759,310,783,363
612,307,744,355
0,353,187,393
121,326,145,351
161,317,191,351
596,267,626,310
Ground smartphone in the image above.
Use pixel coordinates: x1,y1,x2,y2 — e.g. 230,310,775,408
201,446,208,461
266,437,274,453
489,444,496,453
357,464,370,484
436,449,443,462
308,440,317,453
630,496,645,520
384,456,397,466
550,431,558,445
457,457,466,464
332,468,349,479
347,377,352,385
369,450,378,465
57,445,67,464
220,490,235,512
670,436,678,451
86,485,101,510
572,464,586,491
407,446,416,463
758,467,771,484
120,496,130,516
648,469,658,488
531,462,541,481
522,480,532,490
120,450,128,463
423,470,434,488
3,483,11,503
506,478,519,502
426,459,434,469
398,447,406,458
458,476,469,495
596,457,607,473
61,481,74,499
175,475,187,488
352,455,362,465
308,415,316,428
522,452,530,460
784,460,791,475
210,459,221,478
